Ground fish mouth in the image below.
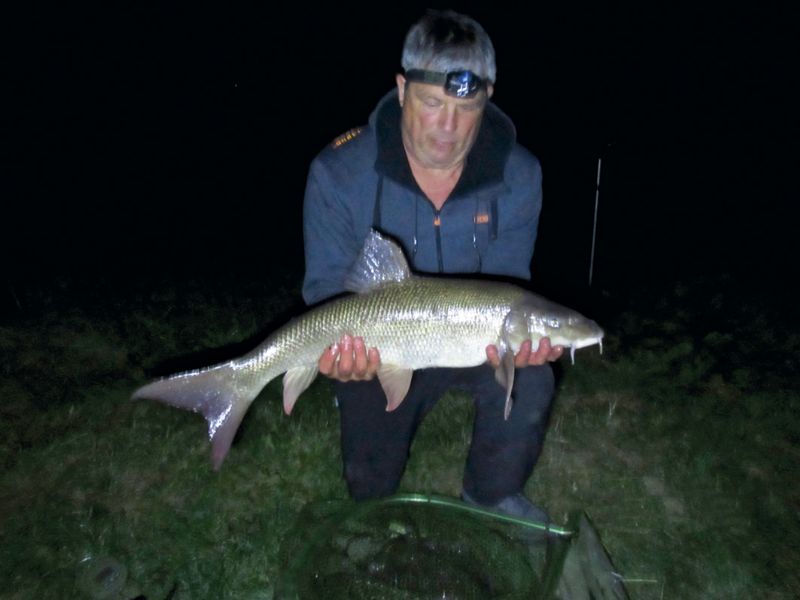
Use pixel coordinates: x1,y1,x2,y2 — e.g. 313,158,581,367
568,335,604,364
571,336,604,350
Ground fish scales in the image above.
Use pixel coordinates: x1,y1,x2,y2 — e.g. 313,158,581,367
241,278,521,381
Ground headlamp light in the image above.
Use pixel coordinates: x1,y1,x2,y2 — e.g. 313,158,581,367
404,69,487,98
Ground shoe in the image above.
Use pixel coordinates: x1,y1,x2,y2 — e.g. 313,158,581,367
461,490,551,525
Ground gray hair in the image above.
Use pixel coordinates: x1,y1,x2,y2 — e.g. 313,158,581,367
401,9,497,84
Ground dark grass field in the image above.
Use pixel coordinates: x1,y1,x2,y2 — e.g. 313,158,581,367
4,4,797,597
1,260,798,598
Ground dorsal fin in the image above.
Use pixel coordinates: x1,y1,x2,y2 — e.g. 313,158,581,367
343,230,412,294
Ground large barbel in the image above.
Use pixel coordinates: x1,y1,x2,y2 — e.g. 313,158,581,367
133,230,603,469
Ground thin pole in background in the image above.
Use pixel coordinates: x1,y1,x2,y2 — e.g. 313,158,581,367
589,156,602,287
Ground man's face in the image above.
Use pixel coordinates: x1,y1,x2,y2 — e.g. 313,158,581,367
396,74,493,171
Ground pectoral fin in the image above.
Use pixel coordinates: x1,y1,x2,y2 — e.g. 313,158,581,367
283,366,319,415
377,365,414,411
492,349,516,420
494,309,528,420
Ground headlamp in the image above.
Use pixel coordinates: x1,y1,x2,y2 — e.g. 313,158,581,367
404,69,487,98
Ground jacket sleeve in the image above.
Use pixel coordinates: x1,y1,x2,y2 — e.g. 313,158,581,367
301,158,362,305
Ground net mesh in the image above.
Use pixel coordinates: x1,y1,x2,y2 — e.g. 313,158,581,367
277,494,574,599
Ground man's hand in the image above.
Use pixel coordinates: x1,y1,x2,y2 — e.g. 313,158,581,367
486,337,564,369
318,334,381,382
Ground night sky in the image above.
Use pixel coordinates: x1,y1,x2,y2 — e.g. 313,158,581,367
4,3,798,304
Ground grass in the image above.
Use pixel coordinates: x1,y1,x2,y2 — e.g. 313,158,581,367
1,269,798,598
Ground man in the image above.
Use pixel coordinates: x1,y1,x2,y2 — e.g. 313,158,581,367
302,10,562,521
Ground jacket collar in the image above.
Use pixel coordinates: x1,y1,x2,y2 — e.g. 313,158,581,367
371,90,516,199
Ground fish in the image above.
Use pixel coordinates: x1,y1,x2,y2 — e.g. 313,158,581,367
132,230,603,469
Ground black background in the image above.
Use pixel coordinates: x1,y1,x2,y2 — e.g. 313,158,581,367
4,2,798,303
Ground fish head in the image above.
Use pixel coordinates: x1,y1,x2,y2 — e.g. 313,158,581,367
524,305,604,355
553,314,604,350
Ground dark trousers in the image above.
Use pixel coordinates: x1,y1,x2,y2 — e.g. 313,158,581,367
335,363,555,504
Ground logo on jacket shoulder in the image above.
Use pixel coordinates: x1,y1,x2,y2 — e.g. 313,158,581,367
331,127,363,149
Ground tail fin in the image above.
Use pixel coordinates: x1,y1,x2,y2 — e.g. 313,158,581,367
132,364,263,470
